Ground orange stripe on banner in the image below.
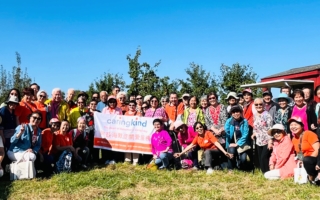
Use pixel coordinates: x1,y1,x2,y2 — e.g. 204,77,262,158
94,138,152,152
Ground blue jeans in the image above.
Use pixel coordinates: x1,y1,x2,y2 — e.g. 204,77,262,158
155,152,173,168
227,147,250,170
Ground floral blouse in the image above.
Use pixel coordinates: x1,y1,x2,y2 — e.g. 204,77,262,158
274,108,289,133
187,112,197,127
205,104,227,130
253,111,273,146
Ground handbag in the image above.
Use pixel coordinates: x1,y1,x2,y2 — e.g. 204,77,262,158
234,132,251,154
294,163,308,184
10,152,36,180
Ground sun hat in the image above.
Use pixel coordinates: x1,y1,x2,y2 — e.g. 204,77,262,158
288,116,304,127
181,93,190,99
237,93,243,98
273,93,293,104
225,92,239,100
174,120,184,130
144,95,152,102
267,124,285,136
230,105,243,113
6,96,19,104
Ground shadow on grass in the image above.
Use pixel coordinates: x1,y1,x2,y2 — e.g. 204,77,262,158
0,173,13,200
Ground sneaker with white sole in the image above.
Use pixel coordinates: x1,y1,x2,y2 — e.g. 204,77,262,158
109,160,116,165
206,168,214,174
192,166,199,170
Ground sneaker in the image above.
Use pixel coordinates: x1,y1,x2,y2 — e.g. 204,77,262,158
81,164,88,169
159,166,166,170
133,162,138,166
109,160,116,165
206,168,214,174
191,166,199,170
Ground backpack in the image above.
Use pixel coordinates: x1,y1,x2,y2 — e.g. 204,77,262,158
56,150,72,173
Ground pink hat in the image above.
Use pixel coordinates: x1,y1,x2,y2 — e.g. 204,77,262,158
242,88,252,94
288,116,304,126
49,118,60,124
173,120,184,129
108,95,116,100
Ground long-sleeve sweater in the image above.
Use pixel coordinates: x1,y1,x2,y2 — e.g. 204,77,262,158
151,129,173,156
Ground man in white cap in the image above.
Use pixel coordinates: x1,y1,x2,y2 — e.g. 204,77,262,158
225,92,239,115
180,93,190,109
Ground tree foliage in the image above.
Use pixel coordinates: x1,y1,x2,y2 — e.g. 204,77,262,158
0,52,32,103
179,62,219,98
219,63,259,101
126,48,162,97
87,72,126,98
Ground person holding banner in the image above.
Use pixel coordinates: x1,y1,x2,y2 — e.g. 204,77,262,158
151,119,173,169
124,101,142,165
102,96,123,165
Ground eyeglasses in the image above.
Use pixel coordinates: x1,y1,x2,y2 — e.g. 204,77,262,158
32,116,41,121
136,97,142,100
208,97,216,100
119,97,125,100
195,126,203,130
39,95,46,98
271,130,283,136
254,103,263,106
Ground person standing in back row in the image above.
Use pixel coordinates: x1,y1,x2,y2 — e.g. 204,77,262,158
165,92,184,131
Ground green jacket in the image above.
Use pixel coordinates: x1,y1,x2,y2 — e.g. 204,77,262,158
181,107,205,125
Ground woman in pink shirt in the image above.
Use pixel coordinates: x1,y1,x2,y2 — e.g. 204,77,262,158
264,124,296,180
151,119,173,169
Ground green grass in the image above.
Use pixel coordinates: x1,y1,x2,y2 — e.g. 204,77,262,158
1,164,320,200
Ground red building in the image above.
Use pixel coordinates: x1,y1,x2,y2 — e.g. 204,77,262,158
241,64,320,100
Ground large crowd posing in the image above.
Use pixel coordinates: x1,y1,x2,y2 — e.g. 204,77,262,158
1,83,320,185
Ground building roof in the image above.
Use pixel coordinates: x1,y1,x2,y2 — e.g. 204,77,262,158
262,64,320,79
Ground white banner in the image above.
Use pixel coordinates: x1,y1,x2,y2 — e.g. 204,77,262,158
94,112,155,154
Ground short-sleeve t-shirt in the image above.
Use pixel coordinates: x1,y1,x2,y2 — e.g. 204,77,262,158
191,130,218,150
292,130,319,157
51,131,73,155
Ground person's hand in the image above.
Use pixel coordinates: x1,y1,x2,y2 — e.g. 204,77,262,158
26,148,33,152
68,146,76,153
267,142,273,150
316,165,320,171
311,124,317,130
229,143,237,148
225,152,233,159
270,165,274,170
174,153,181,158
251,133,256,140
20,123,26,133
47,103,52,112
153,155,158,159
76,147,80,154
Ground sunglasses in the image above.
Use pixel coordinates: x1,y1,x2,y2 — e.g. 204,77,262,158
32,116,41,121
136,97,142,100
254,103,263,106
208,97,216,100
195,126,203,130
119,97,125,100
39,95,46,98
271,129,283,136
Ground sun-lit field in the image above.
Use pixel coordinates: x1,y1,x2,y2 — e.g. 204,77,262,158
0,163,319,200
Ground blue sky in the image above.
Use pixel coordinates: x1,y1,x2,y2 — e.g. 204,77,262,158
0,1,319,97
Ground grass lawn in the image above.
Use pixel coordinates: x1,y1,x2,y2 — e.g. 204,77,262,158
0,163,319,200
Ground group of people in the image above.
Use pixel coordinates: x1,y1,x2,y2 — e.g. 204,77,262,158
1,83,320,185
